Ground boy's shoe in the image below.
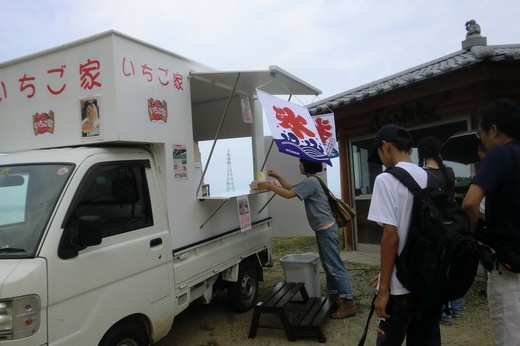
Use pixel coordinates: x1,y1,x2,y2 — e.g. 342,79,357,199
330,299,357,319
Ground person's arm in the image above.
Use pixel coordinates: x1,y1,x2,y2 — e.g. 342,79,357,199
462,184,486,231
267,169,293,190
375,224,399,319
257,182,297,199
257,169,297,198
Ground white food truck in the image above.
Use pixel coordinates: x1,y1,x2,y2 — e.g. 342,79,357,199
0,31,321,345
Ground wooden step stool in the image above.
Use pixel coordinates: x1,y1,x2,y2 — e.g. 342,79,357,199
248,281,332,343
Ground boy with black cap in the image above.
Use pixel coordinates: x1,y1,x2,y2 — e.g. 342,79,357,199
366,124,441,345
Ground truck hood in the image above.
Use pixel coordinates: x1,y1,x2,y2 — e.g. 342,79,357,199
0,258,47,298
0,259,22,295
0,259,21,283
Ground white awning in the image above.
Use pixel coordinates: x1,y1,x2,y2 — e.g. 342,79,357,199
190,66,321,142
190,65,321,106
190,66,321,202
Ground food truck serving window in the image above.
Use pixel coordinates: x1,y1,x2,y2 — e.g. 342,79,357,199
189,67,321,197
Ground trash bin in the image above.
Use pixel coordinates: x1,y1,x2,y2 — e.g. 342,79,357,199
279,252,321,299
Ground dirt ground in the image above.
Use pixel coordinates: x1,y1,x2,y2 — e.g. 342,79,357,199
155,237,493,346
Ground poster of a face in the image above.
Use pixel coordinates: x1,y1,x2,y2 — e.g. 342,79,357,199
80,97,101,138
237,195,251,232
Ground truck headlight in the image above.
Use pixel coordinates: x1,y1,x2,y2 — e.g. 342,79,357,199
0,295,40,340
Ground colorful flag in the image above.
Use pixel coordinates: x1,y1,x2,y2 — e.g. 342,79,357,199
313,113,339,158
257,89,332,166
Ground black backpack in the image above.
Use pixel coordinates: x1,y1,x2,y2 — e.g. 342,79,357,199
385,166,480,307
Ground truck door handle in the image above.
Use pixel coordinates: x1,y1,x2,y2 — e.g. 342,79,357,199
150,238,162,247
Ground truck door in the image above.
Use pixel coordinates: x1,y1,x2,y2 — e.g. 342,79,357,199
47,159,171,345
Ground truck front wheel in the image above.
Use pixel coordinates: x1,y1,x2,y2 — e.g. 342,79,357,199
99,320,149,346
227,261,259,312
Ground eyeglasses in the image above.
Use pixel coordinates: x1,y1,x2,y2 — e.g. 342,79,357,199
476,130,482,139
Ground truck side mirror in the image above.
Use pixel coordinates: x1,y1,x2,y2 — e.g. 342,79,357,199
76,216,102,247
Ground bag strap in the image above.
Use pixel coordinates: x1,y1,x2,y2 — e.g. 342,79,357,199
358,294,377,346
314,175,335,198
314,175,356,221
384,166,422,197
314,176,340,219
385,166,437,202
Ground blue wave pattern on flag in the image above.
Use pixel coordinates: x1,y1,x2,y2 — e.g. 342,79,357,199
276,133,330,163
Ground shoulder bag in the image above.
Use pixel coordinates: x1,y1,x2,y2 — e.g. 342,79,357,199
314,176,356,227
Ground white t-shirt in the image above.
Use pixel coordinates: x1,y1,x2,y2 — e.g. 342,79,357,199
367,161,428,295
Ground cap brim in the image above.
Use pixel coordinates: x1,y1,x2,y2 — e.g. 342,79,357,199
367,145,382,165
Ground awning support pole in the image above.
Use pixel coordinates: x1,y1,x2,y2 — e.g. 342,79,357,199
197,72,241,197
258,193,276,213
200,199,229,229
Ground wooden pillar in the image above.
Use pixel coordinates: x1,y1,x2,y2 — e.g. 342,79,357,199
337,125,353,250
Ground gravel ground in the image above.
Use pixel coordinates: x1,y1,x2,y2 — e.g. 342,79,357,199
155,237,493,346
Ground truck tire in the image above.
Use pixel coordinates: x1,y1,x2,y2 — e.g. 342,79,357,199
98,320,149,346
227,261,258,312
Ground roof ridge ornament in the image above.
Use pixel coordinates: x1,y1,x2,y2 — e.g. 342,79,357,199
465,19,481,38
462,19,487,50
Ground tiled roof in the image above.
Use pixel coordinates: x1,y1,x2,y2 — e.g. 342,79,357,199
308,44,520,115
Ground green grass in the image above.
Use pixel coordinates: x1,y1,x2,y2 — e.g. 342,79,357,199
271,236,318,259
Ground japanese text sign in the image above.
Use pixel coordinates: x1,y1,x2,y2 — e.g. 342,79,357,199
313,113,338,158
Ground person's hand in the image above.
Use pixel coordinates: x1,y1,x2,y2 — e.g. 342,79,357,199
257,181,272,190
371,274,379,288
374,290,391,318
267,169,278,178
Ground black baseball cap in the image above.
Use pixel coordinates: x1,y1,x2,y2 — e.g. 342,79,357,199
367,124,413,164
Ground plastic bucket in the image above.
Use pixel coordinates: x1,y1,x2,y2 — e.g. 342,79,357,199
279,252,321,299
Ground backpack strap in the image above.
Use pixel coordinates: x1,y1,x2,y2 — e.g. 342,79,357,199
384,166,422,198
385,166,436,201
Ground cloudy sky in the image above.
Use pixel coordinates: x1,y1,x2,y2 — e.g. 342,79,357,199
1,0,519,194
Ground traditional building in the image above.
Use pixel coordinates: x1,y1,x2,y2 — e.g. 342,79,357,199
308,21,520,252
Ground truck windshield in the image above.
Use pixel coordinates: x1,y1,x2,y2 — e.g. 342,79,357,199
0,164,73,258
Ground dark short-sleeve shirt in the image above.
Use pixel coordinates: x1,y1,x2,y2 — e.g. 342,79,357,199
471,142,520,242
293,177,335,230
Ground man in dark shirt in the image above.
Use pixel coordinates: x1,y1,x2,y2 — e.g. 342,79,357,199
463,98,520,346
